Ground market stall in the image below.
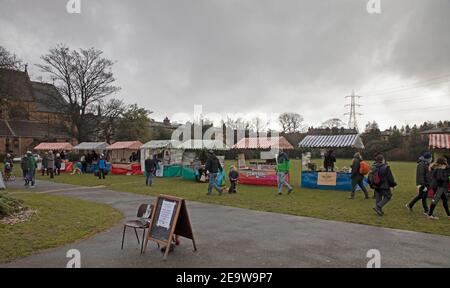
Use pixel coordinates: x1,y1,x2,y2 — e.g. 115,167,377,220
298,134,366,190
233,136,294,186
106,141,143,175
178,140,229,181
33,142,74,172
139,140,183,177
428,133,450,194
73,142,110,173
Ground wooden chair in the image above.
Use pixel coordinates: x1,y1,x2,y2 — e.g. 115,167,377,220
121,203,153,254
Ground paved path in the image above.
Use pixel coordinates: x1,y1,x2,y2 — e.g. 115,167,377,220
2,180,450,268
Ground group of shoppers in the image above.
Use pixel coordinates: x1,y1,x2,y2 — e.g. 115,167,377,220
40,150,62,178
350,151,449,219
406,152,450,220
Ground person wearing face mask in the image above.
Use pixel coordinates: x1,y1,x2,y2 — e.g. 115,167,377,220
405,152,432,215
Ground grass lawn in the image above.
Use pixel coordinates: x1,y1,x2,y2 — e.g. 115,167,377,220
33,159,450,237
0,191,122,263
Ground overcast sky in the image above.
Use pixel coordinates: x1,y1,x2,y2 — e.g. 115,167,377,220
1,0,449,131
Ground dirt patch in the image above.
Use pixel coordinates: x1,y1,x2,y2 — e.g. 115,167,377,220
0,208,37,225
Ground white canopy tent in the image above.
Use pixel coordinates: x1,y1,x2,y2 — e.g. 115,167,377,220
73,142,109,151
140,140,182,169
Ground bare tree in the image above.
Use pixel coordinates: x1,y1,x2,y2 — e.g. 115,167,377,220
98,99,127,143
278,112,304,133
321,118,346,129
226,116,251,130
251,117,270,137
0,46,23,70
37,44,120,141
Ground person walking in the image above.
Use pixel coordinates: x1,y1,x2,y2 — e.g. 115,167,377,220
276,149,292,195
47,150,55,179
369,154,397,216
80,154,87,173
97,155,107,180
228,165,239,194
3,153,13,180
55,153,62,175
324,150,336,172
205,150,223,195
144,155,157,186
41,152,48,176
427,158,450,220
26,151,37,188
406,152,432,215
349,152,370,199
21,154,28,186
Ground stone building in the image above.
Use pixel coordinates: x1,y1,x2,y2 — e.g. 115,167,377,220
0,67,73,156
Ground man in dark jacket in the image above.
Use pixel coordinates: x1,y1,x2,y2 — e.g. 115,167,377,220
324,150,336,172
349,152,369,199
41,152,48,176
144,155,157,186
369,154,397,216
427,158,450,220
21,154,28,186
205,150,223,195
406,152,432,214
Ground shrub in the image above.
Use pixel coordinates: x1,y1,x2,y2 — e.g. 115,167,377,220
0,193,24,218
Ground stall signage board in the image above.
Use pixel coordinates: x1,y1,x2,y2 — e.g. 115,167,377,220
144,194,197,260
317,172,337,186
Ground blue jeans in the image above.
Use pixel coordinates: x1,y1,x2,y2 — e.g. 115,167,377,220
208,173,222,194
27,169,36,186
277,172,291,193
146,172,153,186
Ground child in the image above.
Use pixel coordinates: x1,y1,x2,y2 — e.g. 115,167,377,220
71,162,82,175
228,165,239,194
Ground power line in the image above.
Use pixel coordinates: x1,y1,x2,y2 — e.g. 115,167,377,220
363,74,450,97
391,104,450,113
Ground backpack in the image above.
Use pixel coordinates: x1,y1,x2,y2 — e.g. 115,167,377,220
368,165,385,189
359,161,371,175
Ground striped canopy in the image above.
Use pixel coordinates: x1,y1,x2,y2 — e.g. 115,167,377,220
34,142,74,151
299,134,364,149
106,141,143,150
233,136,294,150
429,134,450,149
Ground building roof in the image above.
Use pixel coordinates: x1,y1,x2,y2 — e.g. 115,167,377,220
34,142,73,151
179,140,230,150
0,68,34,101
31,82,67,113
141,140,180,149
428,134,450,150
298,134,365,149
233,136,294,150
421,127,450,135
73,142,109,151
106,141,143,150
0,68,67,114
0,119,70,139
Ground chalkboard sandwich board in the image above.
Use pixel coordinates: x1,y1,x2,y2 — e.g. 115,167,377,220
143,194,197,260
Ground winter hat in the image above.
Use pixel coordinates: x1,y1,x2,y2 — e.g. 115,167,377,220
423,152,432,160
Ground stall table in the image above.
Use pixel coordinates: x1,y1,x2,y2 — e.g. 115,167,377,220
233,136,294,187
298,134,366,191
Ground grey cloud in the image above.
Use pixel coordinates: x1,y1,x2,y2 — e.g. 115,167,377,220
0,0,448,129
